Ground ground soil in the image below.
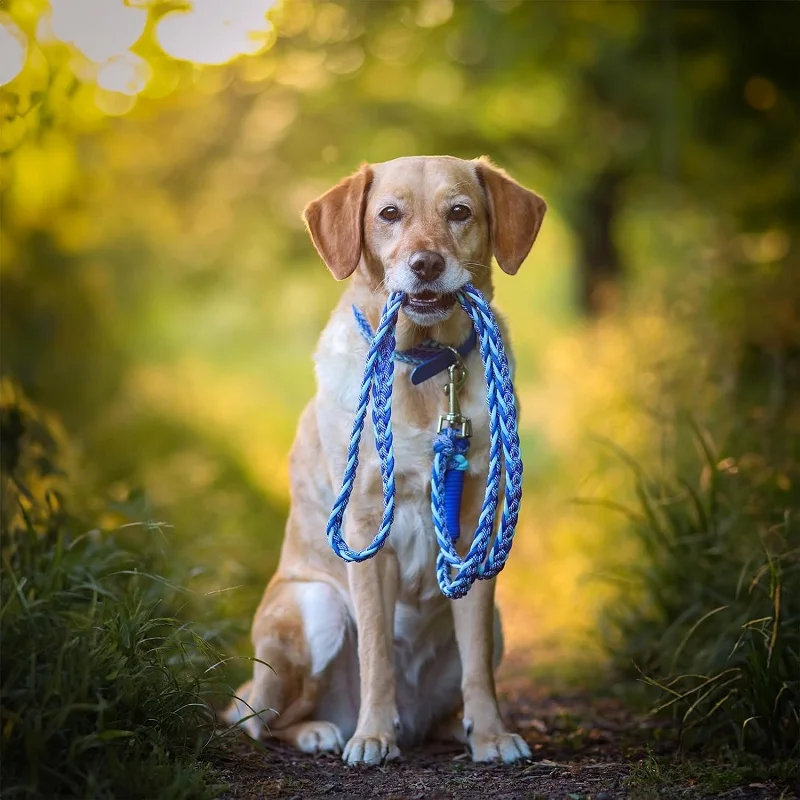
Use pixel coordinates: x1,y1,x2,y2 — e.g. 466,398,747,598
212,658,790,800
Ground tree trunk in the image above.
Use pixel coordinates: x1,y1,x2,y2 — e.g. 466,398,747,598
577,169,625,316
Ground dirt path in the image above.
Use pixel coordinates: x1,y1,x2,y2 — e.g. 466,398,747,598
212,661,784,800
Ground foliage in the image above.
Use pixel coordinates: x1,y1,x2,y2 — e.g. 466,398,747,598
0,394,227,799
600,419,800,757
1,0,799,771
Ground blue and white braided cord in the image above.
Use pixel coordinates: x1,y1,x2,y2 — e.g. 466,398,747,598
325,293,401,561
325,283,523,599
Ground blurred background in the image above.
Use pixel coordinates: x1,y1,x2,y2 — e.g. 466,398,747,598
2,0,798,712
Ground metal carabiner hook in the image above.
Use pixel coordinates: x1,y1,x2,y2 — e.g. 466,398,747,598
438,347,472,437
444,346,468,389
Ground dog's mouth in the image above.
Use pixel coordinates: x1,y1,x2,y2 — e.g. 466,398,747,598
402,291,457,314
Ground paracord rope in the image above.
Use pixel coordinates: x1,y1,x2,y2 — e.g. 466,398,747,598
325,283,523,599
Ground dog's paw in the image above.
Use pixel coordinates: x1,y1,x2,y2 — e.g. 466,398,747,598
294,721,345,755
470,731,531,763
342,733,401,766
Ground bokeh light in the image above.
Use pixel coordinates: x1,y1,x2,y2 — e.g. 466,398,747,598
744,76,778,110
0,12,27,86
96,52,151,96
49,0,146,63
156,0,277,66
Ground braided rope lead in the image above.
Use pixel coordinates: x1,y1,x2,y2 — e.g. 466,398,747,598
325,283,523,599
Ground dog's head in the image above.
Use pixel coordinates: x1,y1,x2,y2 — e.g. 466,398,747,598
303,156,546,325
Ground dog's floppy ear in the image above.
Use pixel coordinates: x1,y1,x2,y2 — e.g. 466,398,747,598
475,157,546,275
303,164,373,280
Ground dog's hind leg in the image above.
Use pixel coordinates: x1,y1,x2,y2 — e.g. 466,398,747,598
271,719,346,754
223,579,352,750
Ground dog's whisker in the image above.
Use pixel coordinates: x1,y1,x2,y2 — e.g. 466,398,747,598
371,277,389,296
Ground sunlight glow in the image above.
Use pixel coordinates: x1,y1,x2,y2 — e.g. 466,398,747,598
0,13,27,87
50,0,146,63
156,0,277,66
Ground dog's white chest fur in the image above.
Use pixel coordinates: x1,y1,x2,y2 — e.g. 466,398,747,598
389,375,490,604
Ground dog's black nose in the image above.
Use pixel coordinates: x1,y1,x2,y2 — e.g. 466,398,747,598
408,250,446,282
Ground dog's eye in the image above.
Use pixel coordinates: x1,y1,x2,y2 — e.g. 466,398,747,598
448,204,472,222
379,206,401,222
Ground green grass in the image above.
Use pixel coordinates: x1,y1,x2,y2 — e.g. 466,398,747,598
627,749,799,799
0,399,231,799
598,420,800,758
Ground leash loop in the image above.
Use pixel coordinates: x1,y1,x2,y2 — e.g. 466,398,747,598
325,284,523,599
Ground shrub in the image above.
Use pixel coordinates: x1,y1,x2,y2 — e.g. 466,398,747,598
1,396,227,799
601,423,799,757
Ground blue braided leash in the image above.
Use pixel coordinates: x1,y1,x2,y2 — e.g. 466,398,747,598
325,283,523,599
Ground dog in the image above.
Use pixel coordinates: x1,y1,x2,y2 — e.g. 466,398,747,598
224,155,546,766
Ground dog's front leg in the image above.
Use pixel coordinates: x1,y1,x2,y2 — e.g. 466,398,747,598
451,576,531,763
342,538,401,766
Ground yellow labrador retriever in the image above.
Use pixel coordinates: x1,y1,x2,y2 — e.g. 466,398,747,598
225,156,546,766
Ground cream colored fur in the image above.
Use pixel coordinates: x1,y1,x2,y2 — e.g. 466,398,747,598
224,156,546,766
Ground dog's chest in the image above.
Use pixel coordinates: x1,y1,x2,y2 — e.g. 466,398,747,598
385,365,489,603
315,325,491,602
